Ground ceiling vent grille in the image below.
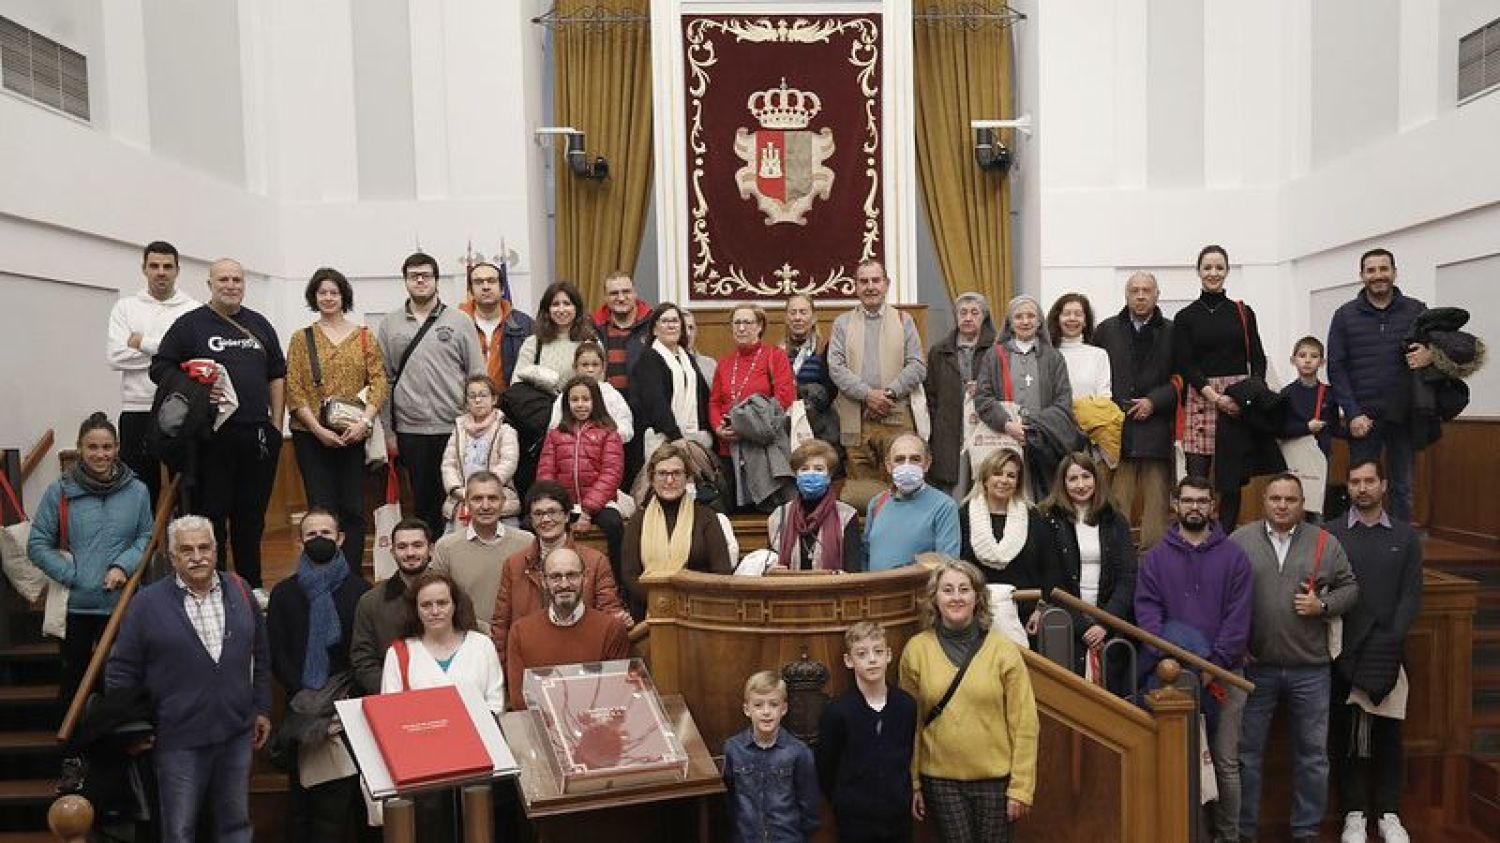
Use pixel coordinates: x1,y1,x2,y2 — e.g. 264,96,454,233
0,16,89,121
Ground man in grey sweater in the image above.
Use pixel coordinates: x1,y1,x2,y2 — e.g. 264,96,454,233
377,252,485,539
1231,473,1358,842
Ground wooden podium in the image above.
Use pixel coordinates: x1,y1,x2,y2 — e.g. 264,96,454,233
636,566,930,751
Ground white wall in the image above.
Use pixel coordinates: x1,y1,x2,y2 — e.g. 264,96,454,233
1032,0,1500,410
0,0,553,506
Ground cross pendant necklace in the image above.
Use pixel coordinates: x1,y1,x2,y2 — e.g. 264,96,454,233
1023,374,1034,388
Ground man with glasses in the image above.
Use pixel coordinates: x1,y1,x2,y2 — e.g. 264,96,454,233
491,481,630,657
1134,476,1254,843
504,545,631,710
377,252,486,539
460,261,534,391
430,472,533,635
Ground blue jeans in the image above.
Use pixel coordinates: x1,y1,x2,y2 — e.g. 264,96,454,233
154,733,254,843
1348,421,1414,521
1238,664,1331,839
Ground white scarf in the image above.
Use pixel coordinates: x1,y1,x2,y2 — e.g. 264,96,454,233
653,339,701,435
967,494,1029,571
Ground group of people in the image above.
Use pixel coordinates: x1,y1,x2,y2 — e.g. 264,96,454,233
15,238,1449,841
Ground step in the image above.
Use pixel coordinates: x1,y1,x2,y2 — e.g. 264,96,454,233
0,733,58,756
0,644,56,663
0,687,57,705
0,780,54,807
1473,756,1500,801
1472,791,1500,841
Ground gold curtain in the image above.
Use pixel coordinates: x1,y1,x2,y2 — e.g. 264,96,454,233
913,6,1015,313
552,0,653,308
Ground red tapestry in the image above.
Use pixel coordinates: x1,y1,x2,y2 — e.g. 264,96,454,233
683,15,883,302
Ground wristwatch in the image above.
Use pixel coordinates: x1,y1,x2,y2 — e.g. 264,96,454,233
1319,599,1328,615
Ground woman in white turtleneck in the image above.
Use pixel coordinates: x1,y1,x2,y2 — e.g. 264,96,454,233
1047,293,1112,400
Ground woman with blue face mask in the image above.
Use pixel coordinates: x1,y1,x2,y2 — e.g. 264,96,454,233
766,440,864,571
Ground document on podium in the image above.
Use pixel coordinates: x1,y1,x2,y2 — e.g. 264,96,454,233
337,684,519,800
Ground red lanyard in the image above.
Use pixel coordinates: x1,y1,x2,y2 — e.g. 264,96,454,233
994,343,1014,401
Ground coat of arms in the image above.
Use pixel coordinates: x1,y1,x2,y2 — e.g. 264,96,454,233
733,79,835,226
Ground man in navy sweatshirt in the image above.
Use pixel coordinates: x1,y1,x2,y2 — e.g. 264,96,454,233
1135,475,1253,843
106,515,271,843
1326,248,1430,520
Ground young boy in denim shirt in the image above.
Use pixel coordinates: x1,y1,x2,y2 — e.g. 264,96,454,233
816,621,917,843
723,670,821,842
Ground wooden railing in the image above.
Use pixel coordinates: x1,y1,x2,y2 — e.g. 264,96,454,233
55,475,179,743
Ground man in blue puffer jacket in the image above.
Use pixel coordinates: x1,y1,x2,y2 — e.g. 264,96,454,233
1326,248,1430,520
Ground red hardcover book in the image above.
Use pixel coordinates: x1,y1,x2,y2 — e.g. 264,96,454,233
362,687,492,787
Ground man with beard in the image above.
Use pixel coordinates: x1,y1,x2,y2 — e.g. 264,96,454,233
1325,460,1420,843
491,481,630,657
460,261,534,390
1134,476,1253,843
349,518,433,695
504,547,630,710
377,252,486,539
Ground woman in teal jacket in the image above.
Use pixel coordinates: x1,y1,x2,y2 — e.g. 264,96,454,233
28,412,152,702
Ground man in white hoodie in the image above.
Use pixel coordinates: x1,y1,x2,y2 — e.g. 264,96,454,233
106,241,199,508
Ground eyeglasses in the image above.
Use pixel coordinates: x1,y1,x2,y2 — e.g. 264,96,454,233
1177,497,1214,508
654,469,686,481
531,507,567,522
731,319,758,327
405,271,435,281
544,571,583,584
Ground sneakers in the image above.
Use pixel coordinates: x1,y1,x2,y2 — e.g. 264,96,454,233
251,587,270,611
1376,813,1409,843
1340,811,1367,843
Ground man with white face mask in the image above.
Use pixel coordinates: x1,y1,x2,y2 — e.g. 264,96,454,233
862,434,960,571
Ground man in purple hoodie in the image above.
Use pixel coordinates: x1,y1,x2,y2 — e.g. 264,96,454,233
1135,475,1253,843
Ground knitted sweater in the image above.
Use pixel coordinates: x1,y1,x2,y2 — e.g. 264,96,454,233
512,336,584,394
504,607,630,710
899,630,1038,804
376,301,485,434
1056,336,1112,398
1230,522,1359,666
815,684,916,837
864,485,961,571
1325,512,1423,659
431,525,535,634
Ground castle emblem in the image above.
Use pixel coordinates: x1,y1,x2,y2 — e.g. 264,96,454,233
733,79,835,226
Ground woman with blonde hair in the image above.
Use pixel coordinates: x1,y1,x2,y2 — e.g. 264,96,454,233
619,442,734,618
959,448,1061,632
900,557,1038,841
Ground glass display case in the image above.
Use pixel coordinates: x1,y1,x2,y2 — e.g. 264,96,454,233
521,658,690,794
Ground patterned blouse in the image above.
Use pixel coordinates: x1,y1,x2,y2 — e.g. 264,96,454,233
285,324,390,432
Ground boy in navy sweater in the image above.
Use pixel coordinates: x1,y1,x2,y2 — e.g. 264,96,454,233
1279,336,1341,455
816,621,917,843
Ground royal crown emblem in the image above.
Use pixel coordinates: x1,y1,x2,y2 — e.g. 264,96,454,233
734,78,835,226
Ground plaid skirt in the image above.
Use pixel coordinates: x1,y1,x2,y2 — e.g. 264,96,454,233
1182,374,1247,457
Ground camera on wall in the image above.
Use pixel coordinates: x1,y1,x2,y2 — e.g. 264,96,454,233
534,127,609,180
970,116,1033,173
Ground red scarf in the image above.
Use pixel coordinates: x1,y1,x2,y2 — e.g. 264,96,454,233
776,492,844,571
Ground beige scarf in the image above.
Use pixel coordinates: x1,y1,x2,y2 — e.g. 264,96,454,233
640,496,696,575
834,305,908,445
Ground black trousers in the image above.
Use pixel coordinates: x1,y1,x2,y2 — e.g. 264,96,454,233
291,430,368,576
592,506,625,584
397,432,451,543
193,422,281,588
1185,454,1242,533
1331,673,1404,816
287,768,365,842
58,613,111,705
118,411,163,512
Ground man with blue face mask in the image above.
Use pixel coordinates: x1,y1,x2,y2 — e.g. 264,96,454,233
768,440,864,571
863,434,961,571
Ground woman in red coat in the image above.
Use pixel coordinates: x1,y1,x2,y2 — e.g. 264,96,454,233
538,376,626,565
710,304,796,512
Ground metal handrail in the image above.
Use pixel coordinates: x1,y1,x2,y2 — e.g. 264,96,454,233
1044,588,1254,693
55,476,180,743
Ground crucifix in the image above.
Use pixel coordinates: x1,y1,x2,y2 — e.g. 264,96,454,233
1023,373,1034,388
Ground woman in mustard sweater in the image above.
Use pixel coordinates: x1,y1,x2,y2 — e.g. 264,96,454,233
900,557,1039,842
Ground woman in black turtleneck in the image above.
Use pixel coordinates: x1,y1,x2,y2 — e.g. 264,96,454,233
619,442,734,619
1172,244,1268,531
